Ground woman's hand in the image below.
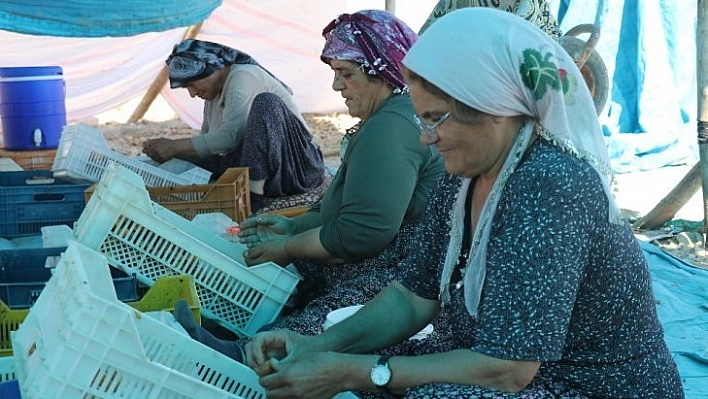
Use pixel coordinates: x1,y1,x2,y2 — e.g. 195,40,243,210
258,352,352,399
246,329,307,368
239,215,295,248
246,330,345,398
142,138,176,163
243,238,292,266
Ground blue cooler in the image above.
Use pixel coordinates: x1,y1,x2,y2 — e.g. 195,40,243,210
0,66,66,151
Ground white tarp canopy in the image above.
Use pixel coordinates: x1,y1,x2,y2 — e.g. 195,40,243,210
0,0,702,172
0,0,436,128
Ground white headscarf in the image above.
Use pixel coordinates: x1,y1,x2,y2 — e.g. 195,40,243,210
402,8,621,316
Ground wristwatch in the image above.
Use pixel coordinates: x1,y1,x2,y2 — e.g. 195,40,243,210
370,355,393,392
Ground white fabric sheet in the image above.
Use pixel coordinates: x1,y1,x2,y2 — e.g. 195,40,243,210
0,0,436,129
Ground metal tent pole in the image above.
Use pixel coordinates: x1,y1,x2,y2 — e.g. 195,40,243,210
385,0,396,14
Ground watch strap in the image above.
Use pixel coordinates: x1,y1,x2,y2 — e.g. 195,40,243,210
373,355,393,392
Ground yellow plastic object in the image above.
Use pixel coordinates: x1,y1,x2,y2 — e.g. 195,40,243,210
1,274,200,357
0,301,27,357
129,274,201,325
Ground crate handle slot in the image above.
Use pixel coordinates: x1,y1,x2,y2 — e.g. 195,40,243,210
29,289,42,306
32,193,66,202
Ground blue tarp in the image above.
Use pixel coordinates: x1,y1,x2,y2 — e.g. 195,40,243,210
640,240,708,398
0,0,222,37
553,0,699,173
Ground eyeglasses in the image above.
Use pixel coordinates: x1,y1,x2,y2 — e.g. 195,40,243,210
413,112,450,140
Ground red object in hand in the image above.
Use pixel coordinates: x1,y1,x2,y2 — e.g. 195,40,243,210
226,225,241,234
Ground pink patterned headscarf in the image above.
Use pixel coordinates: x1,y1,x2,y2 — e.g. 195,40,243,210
321,9,418,94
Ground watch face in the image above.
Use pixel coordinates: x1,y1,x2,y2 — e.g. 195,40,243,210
371,364,392,386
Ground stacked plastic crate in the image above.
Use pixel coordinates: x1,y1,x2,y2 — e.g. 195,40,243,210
73,163,300,338
56,123,252,220
51,123,211,186
11,241,266,398
0,170,90,237
0,123,221,395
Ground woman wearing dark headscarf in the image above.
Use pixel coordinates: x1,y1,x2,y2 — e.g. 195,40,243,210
173,10,442,360
142,39,324,212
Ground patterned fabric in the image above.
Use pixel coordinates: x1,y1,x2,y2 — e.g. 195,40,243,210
256,173,333,214
418,0,562,41
403,8,620,316
196,92,324,198
320,9,418,94
239,93,324,197
166,39,291,93
269,221,422,336
390,139,684,398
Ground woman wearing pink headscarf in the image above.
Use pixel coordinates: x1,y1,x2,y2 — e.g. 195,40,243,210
236,8,442,332
173,9,442,363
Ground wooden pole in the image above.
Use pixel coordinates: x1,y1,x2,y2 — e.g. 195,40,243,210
634,3,708,231
633,163,701,229
697,0,708,243
127,22,203,124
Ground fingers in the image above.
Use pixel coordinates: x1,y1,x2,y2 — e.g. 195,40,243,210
238,216,259,230
238,216,266,237
243,248,263,266
239,217,278,247
245,245,265,259
143,139,167,163
255,359,275,377
246,332,288,369
243,251,255,266
240,215,273,229
245,340,264,368
239,235,260,246
142,140,154,157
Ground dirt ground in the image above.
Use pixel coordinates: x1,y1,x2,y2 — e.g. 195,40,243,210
98,113,353,171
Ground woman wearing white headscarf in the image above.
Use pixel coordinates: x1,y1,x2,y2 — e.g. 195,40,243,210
244,8,683,398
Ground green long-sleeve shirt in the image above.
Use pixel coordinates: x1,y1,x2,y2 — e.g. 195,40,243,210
313,94,443,262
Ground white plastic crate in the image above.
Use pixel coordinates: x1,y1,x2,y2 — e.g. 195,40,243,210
73,164,300,338
0,356,15,382
51,123,212,186
11,241,266,399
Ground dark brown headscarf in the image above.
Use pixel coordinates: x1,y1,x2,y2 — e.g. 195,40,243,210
166,39,292,93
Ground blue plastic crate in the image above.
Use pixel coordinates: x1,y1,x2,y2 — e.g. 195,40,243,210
0,379,19,398
0,246,139,308
0,170,90,237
